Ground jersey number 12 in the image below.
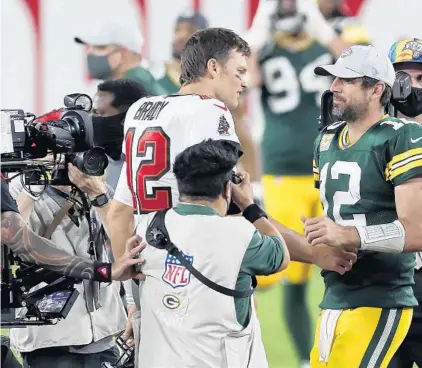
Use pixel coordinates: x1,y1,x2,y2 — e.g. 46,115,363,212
125,127,172,214
319,161,367,226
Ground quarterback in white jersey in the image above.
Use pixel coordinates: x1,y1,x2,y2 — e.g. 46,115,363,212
107,27,251,260
114,93,240,213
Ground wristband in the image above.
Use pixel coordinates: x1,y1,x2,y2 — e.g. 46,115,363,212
94,262,112,282
355,220,405,253
242,204,268,223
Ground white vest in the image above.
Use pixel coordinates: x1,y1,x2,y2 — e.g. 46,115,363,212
8,180,127,352
133,208,268,368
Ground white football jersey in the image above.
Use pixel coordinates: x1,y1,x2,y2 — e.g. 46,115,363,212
114,94,240,214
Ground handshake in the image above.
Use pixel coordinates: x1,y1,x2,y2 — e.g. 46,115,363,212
302,215,361,251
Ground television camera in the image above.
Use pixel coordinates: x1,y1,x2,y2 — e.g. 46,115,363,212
1,93,109,189
1,93,108,328
319,70,418,128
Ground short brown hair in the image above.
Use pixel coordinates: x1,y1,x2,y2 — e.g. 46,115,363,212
180,27,251,85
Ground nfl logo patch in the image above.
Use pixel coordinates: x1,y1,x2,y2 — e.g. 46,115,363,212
319,134,334,152
162,251,194,288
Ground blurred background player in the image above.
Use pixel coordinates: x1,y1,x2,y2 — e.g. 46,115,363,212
150,10,209,94
246,0,369,367
388,37,422,368
74,21,166,95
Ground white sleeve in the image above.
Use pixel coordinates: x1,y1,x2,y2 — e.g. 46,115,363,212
189,102,240,145
113,161,134,207
246,0,277,50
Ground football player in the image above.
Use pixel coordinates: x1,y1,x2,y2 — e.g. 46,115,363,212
304,44,422,367
150,10,261,191
246,1,368,366
388,37,422,368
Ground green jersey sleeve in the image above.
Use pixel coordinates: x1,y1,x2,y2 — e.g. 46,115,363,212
385,121,422,186
240,230,284,276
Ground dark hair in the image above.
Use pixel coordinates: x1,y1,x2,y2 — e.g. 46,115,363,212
361,76,392,107
180,27,251,85
97,79,149,112
173,139,240,201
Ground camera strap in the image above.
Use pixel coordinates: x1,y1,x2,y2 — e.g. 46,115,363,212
42,190,76,240
146,209,255,299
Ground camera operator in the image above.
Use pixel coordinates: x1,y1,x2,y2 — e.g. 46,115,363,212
130,139,289,368
1,179,144,283
388,37,422,368
6,80,148,368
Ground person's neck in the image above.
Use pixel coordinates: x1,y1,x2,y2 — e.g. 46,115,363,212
179,81,216,99
179,197,226,217
112,60,141,79
346,108,386,144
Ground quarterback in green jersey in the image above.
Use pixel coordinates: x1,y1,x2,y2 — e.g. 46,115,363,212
246,1,368,366
304,44,422,368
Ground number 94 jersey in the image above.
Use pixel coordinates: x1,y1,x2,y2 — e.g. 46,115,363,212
114,94,239,214
313,116,422,310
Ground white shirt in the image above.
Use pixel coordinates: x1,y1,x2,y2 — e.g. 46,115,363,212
114,94,240,212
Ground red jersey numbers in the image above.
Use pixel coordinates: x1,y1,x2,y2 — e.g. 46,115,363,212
125,127,172,214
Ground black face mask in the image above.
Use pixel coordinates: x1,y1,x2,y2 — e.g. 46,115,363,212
392,87,422,118
92,113,125,160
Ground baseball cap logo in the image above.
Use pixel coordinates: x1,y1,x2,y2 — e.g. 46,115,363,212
340,48,353,58
404,40,422,58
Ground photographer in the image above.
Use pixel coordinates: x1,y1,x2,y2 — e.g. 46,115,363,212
6,80,148,368
131,139,289,368
388,37,422,368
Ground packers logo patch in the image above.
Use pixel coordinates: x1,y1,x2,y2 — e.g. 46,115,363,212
320,134,334,151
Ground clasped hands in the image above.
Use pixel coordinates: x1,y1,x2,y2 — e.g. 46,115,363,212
302,215,361,274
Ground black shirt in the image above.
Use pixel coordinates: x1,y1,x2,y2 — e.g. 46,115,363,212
1,179,19,214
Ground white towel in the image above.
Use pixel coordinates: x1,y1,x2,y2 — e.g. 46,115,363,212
318,309,343,363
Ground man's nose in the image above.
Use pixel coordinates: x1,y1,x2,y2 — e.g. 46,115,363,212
330,77,341,93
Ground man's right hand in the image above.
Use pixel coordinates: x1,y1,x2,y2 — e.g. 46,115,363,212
312,243,358,275
111,235,146,281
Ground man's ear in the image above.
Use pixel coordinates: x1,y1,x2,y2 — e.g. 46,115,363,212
224,181,231,199
372,82,385,102
206,58,219,79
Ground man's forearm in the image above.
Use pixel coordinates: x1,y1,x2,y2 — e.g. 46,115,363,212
269,217,313,263
107,200,135,258
1,211,109,281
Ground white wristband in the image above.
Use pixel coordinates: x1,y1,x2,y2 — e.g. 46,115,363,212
356,220,405,253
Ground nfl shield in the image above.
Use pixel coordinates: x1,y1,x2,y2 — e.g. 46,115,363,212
162,251,194,288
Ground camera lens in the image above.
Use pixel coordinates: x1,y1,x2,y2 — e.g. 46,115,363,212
71,148,108,176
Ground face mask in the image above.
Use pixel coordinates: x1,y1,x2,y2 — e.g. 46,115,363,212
87,54,114,80
92,113,125,160
392,87,422,118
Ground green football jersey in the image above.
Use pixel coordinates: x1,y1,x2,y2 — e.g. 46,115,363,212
313,116,422,309
149,61,180,94
259,41,332,175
